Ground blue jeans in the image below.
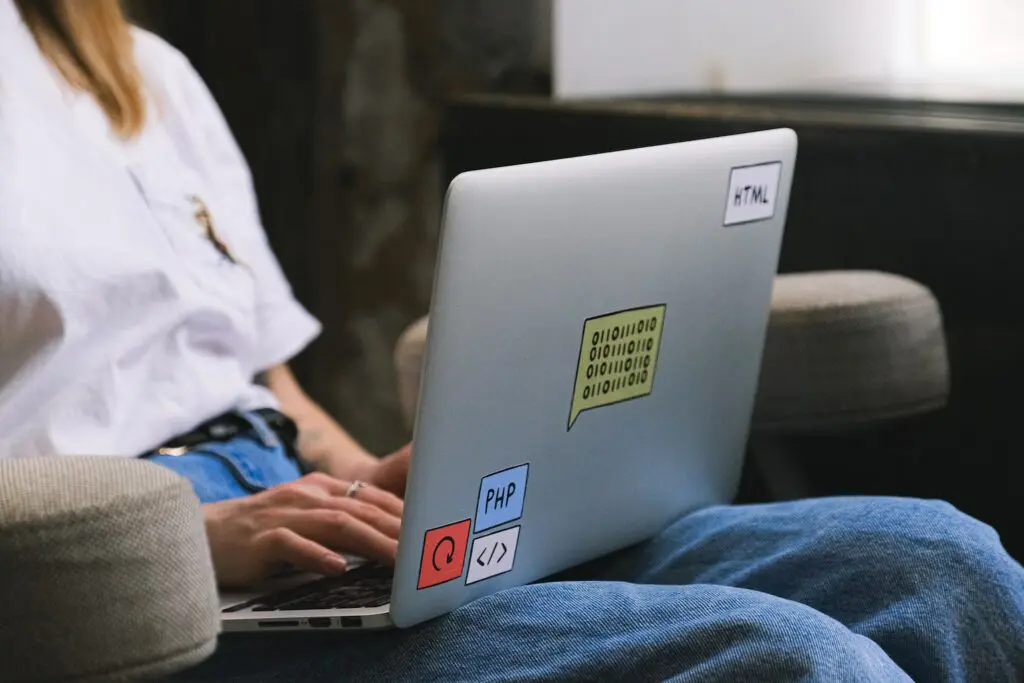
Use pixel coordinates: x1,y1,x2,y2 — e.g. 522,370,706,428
143,412,304,504
162,433,1024,682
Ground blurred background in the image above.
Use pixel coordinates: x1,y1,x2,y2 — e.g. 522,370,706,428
130,0,1023,557
130,0,551,453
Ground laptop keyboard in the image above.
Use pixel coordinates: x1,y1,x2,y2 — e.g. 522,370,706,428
222,563,393,613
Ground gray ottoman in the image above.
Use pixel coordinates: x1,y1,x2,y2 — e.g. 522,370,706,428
0,458,220,683
753,270,949,433
746,270,949,499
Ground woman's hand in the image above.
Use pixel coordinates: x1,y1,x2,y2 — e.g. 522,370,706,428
203,472,403,588
365,443,411,498
261,364,413,498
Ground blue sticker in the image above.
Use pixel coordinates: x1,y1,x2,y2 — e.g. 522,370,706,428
474,463,529,533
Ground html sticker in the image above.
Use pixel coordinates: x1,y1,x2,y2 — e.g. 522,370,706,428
466,526,520,585
568,304,666,430
417,519,471,589
723,161,783,226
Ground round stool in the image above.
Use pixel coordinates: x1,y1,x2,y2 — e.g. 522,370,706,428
0,457,219,682
752,270,949,432
396,315,430,429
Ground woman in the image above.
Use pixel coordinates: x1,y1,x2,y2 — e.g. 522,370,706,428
1,2,1022,681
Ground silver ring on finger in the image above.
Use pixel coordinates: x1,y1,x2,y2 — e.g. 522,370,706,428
345,480,368,499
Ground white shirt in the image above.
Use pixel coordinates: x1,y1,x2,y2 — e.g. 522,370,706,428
0,1,321,458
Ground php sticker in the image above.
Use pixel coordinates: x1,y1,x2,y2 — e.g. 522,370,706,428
475,464,529,533
569,304,666,430
723,161,782,226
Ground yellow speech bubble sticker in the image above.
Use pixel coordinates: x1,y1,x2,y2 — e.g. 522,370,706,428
568,304,667,430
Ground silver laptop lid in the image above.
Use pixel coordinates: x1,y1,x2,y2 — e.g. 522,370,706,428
391,129,798,627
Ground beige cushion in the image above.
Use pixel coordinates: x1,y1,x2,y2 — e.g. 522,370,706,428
395,315,430,428
395,271,949,433
753,270,949,431
0,457,219,683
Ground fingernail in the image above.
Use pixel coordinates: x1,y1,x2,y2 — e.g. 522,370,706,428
324,553,347,573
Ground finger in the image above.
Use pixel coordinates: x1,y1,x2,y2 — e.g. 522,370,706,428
289,495,402,540
295,473,404,518
389,444,412,463
380,461,409,499
259,527,349,578
297,472,373,499
271,485,402,538
351,485,404,518
339,497,401,539
293,472,353,497
278,509,399,565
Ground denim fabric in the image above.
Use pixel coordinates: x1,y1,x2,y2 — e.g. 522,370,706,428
144,412,303,504
171,436,1024,682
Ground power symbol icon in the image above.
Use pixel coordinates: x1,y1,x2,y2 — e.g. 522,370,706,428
432,535,456,571
417,520,470,589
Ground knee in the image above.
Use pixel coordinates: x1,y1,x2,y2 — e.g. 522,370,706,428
691,587,908,682
817,497,1021,599
827,497,1000,558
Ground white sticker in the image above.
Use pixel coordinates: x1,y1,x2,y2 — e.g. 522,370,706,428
723,162,783,226
466,526,520,585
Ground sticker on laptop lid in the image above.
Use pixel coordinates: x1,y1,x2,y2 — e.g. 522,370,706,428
466,526,520,585
568,304,666,430
723,161,783,226
475,464,529,533
417,519,471,589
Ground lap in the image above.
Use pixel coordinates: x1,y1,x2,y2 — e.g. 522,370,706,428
170,466,1023,683
179,581,906,683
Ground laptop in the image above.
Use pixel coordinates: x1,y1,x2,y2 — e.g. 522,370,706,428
219,128,798,631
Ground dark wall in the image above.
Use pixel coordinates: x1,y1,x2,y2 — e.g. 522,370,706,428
131,0,551,452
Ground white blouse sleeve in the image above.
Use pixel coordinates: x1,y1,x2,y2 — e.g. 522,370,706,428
135,31,322,372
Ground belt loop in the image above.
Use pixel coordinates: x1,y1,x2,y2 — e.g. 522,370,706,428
237,411,280,449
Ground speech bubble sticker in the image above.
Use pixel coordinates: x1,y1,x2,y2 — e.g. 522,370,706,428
568,304,667,430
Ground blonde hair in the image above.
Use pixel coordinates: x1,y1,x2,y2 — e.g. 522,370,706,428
14,0,146,138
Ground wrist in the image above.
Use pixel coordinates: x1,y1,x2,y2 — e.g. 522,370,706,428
202,500,239,586
294,426,376,480
324,449,379,483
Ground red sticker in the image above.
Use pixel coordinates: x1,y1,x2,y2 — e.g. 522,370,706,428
417,519,471,589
